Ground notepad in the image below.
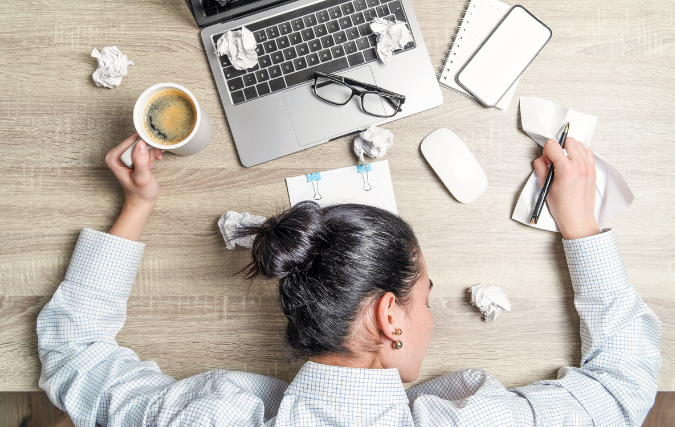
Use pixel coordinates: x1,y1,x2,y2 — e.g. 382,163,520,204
438,0,518,111
286,160,398,214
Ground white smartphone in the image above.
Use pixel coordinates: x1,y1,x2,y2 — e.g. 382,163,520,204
456,5,552,108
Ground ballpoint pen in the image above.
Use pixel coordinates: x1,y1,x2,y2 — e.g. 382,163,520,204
530,122,569,224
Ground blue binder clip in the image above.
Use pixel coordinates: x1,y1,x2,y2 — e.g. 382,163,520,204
306,172,322,200
357,163,372,191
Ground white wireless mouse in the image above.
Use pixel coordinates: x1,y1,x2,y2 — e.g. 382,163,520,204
421,128,488,203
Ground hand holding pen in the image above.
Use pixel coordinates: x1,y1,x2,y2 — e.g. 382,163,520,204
530,123,569,225
531,129,601,240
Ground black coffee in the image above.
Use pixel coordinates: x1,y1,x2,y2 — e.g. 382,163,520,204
143,89,197,145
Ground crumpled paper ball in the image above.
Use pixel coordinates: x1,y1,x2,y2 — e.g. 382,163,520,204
218,211,266,249
369,17,413,64
91,46,133,89
354,125,394,164
215,26,259,71
468,284,511,322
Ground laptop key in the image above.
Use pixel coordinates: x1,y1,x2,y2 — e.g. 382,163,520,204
277,36,290,49
257,82,271,96
359,23,373,36
347,51,365,66
316,10,330,23
368,34,378,47
243,73,257,87
363,48,378,62
244,86,258,100
255,69,270,82
228,77,245,92
344,41,358,54
269,65,283,79
351,12,365,26
279,22,293,35
301,28,315,41
296,42,310,56
328,6,342,19
363,8,377,21
309,39,322,52
281,61,295,74
321,35,335,48
314,24,328,38
291,18,305,31
307,52,320,66
394,9,405,21
404,40,415,49
264,40,278,53
269,77,287,92
253,30,267,43
258,55,272,68
289,32,303,45
366,0,379,7
341,2,355,14
327,20,341,33
303,14,318,27
271,51,284,64
318,49,333,62
256,44,265,55
356,37,370,50
283,47,298,60
388,1,402,15
284,57,350,87
293,56,308,70
331,45,346,58
346,27,360,40
266,26,280,39
231,90,246,104
224,67,247,80
339,16,353,29
219,55,231,67
376,4,389,17
353,0,367,11
334,31,347,44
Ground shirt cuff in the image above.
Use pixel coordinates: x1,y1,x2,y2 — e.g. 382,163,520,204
562,229,629,295
64,227,146,296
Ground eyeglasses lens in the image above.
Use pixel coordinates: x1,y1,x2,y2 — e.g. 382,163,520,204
362,93,401,117
314,77,353,104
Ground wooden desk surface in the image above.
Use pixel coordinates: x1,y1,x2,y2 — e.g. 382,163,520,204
1,0,673,392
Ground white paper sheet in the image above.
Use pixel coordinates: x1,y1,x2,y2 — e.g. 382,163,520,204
353,126,394,165
469,284,511,322
512,97,634,232
286,160,398,214
91,46,133,88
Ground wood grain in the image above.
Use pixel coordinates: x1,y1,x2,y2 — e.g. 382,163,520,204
0,0,673,392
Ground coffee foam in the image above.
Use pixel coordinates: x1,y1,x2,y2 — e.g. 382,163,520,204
143,90,197,145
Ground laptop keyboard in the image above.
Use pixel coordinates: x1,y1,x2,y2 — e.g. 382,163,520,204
212,0,415,105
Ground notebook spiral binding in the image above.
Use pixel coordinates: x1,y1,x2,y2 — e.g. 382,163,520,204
436,0,474,81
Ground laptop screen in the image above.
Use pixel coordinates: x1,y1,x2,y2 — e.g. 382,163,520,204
185,0,297,28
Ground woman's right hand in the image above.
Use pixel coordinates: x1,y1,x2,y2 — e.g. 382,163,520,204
533,137,601,240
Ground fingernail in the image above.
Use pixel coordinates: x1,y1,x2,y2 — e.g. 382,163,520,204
158,151,163,159
138,141,147,153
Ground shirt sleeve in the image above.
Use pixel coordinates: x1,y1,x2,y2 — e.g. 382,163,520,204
37,227,287,426
407,230,661,427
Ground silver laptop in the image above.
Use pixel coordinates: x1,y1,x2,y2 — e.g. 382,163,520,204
189,0,443,167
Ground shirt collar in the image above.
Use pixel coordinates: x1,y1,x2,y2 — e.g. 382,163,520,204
285,361,409,405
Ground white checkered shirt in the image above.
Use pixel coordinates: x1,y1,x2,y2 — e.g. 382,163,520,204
38,227,661,426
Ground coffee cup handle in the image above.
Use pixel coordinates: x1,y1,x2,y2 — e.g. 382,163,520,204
120,138,142,168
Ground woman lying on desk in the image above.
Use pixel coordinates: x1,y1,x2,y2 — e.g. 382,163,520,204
38,135,661,426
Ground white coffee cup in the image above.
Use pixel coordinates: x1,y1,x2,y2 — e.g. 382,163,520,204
120,83,212,168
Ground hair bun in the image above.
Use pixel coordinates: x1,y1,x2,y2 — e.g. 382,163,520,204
249,201,328,280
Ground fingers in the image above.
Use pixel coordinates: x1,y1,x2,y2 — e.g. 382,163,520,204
533,155,550,187
147,147,163,171
563,137,584,161
130,140,153,185
542,138,570,170
107,134,141,160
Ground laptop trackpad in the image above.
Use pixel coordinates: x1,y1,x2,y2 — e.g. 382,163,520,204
284,66,383,146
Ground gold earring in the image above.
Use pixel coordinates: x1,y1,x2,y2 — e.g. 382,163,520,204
393,340,403,350
392,328,402,336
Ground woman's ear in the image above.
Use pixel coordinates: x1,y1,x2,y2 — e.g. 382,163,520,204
375,292,399,341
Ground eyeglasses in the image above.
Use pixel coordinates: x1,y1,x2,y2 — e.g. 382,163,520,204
312,71,406,118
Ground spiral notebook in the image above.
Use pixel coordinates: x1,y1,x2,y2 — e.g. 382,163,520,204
438,0,518,111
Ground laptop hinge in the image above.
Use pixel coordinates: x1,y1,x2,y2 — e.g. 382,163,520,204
186,0,299,28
